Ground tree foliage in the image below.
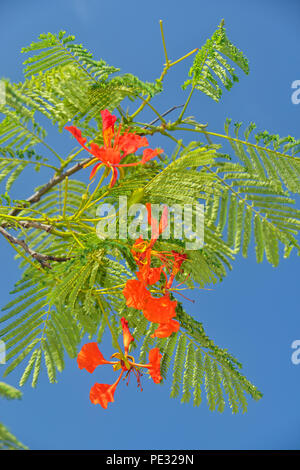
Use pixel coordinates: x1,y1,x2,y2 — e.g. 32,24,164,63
0,20,299,428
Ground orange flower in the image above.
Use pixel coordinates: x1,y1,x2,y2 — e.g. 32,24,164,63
147,348,163,384
65,109,163,187
77,317,162,409
136,265,163,286
151,319,180,338
165,251,188,290
77,342,112,373
90,373,123,409
120,317,134,355
143,294,177,324
122,206,186,339
123,279,151,310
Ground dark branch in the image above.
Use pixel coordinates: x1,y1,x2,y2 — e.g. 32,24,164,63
0,226,71,268
142,105,184,129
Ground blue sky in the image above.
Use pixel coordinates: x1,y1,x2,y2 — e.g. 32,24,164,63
1,0,300,450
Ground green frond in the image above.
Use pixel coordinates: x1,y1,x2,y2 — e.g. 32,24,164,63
0,382,27,449
183,21,249,102
0,381,22,400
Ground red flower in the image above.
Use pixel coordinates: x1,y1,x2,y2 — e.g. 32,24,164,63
77,318,162,409
146,348,163,384
151,319,180,338
137,265,163,286
123,279,151,310
165,251,188,289
77,342,112,373
120,317,134,355
143,294,177,324
65,109,163,187
90,373,123,409
122,206,186,339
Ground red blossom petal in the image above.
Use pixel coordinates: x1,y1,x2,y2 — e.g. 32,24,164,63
89,162,103,180
65,126,88,148
90,383,116,408
101,109,117,131
151,319,180,338
141,147,163,164
89,369,123,409
143,294,177,324
90,145,121,166
121,317,134,354
77,342,109,373
118,133,149,158
137,265,163,285
101,110,117,148
147,347,162,384
166,251,187,288
109,166,119,188
123,279,151,310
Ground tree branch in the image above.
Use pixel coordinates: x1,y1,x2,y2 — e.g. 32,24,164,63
0,226,71,268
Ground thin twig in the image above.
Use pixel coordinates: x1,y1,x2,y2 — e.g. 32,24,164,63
142,105,184,129
0,226,72,268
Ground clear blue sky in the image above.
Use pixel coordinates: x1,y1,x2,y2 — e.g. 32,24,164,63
1,0,300,450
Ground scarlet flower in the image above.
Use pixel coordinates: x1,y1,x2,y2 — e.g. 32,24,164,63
151,319,180,339
77,317,162,409
143,294,177,324
147,348,163,384
65,109,163,187
130,204,169,270
77,342,112,373
165,251,188,290
90,375,123,409
122,205,187,339
123,279,151,310
120,316,134,355
136,264,163,286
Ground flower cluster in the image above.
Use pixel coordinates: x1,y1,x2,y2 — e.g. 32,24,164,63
77,317,162,409
123,204,187,338
65,109,163,187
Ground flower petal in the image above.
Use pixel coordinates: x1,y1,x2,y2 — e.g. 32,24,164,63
147,347,162,384
123,279,150,310
89,162,103,180
151,319,180,338
101,109,117,132
77,342,109,373
109,166,119,188
141,147,163,164
121,317,134,355
90,383,115,408
65,126,88,148
118,133,149,158
89,370,124,408
101,109,117,147
143,294,177,324
137,265,163,285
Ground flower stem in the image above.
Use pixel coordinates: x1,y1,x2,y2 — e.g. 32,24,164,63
96,295,130,368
